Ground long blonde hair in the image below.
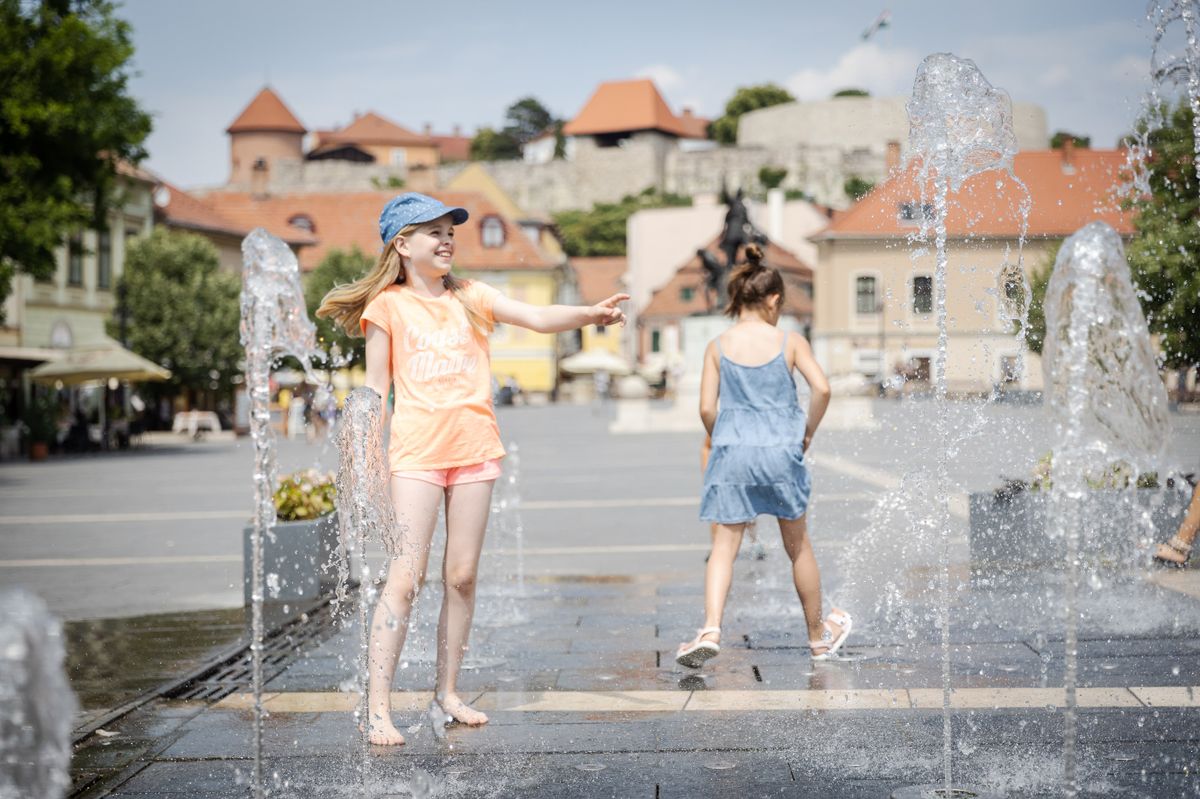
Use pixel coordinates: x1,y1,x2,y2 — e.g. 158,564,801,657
316,223,492,338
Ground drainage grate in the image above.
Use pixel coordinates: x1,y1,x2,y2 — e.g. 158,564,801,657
167,602,340,702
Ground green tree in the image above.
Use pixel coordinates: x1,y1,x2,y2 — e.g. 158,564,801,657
1022,243,1057,355
710,84,795,145
1050,130,1091,149
843,175,875,201
833,88,870,98
0,0,152,320
758,166,788,191
305,247,372,365
110,229,241,405
469,126,521,161
1126,100,1200,368
553,188,692,257
503,97,556,146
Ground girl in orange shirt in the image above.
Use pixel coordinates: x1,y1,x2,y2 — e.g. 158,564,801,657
319,193,627,746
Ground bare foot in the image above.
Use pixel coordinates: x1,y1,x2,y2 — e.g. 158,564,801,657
366,711,405,746
439,693,489,726
1154,539,1192,566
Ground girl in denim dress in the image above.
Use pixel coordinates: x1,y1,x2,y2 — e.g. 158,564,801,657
676,244,852,667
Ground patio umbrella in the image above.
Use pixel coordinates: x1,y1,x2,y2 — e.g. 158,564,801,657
29,338,171,386
559,349,632,376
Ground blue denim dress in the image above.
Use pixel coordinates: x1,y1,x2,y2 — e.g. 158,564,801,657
700,335,811,524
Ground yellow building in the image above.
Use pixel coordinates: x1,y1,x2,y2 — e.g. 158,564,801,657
445,164,572,396
570,257,627,358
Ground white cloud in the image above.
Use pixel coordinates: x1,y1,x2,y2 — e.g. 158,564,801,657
635,64,683,92
785,43,921,101
1039,64,1071,88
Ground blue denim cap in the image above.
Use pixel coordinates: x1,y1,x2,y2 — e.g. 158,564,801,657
378,192,469,244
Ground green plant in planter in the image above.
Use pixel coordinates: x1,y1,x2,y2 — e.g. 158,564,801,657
1028,451,1159,492
21,395,58,445
274,469,336,521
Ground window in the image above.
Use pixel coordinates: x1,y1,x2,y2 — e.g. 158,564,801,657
97,228,112,289
390,148,407,167
680,286,695,302
912,274,932,314
480,216,505,248
595,325,607,336
855,275,878,314
1000,355,1021,384
898,202,935,224
651,329,661,353
68,234,84,286
253,157,267,171
288,214,315,233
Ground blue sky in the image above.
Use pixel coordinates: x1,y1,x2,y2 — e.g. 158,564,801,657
120,0,1163,188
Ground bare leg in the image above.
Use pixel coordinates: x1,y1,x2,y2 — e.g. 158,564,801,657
1155,483,1200,564
366,477,442,746
778,515,825,641
434,478,495,725
686,523,744,651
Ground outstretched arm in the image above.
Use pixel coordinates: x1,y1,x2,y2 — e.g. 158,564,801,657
789,332,831,451
493,293,630,334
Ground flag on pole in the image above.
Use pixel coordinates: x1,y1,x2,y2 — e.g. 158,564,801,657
861,9,892,41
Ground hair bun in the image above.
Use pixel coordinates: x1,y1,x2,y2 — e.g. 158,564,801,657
744,243,764,266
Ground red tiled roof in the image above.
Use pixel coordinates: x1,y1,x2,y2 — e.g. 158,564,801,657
564,79,690,138
676,109,711,140
157,180,314,246
322,112,432,147
642,239,813,321
201,190,558,273
227,87,306,134
431,133,471,162
572,257,627,305
822,149,1135,239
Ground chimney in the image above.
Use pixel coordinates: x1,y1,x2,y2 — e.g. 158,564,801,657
885,140,901,173
424,122,433,137
681,107,695,119
452,124,461,137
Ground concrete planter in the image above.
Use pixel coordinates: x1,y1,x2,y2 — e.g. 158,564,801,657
242,512,339,605
968,489,1190,572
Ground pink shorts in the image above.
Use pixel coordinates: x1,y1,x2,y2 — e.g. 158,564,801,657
392,458,502,488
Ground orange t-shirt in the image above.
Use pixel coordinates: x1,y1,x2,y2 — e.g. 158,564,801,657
360,281,506,471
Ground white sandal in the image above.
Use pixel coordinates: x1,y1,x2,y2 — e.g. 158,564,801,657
810,609,852,661
676,626,721,668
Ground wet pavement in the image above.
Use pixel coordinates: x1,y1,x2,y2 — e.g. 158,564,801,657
14,400,1199,796
71,563,1200,798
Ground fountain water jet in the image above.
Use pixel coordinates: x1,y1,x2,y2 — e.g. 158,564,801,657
901,52,1026,798
1041,221,1169,797
239,228,324,798
333,386,400,787
0,590,76,799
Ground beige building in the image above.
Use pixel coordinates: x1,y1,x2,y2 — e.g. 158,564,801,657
737,95,1048,207
812,146,1135,394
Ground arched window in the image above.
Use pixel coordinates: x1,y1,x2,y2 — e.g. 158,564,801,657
288,214,315,233
480,216,505,248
